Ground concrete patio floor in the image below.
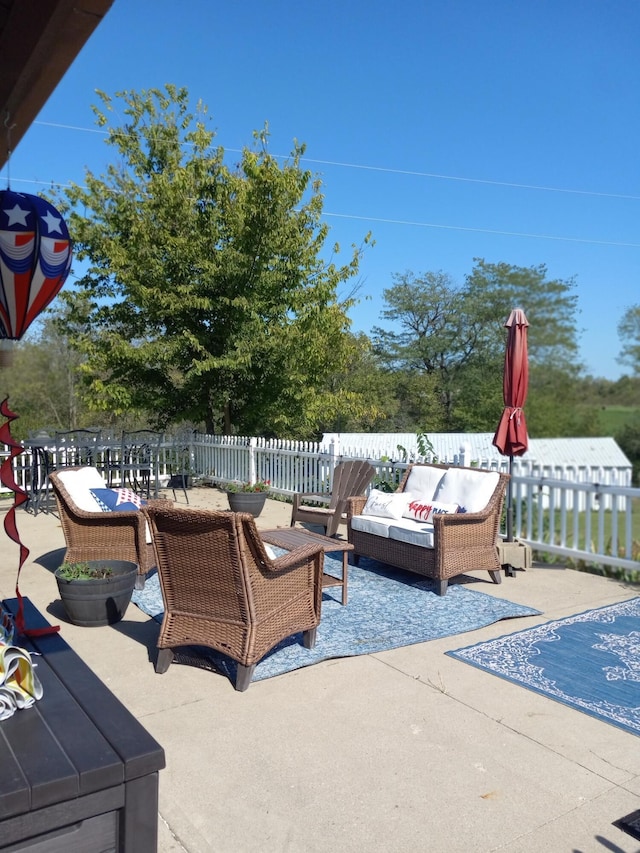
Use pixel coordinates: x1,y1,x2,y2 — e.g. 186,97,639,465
1,487,639,853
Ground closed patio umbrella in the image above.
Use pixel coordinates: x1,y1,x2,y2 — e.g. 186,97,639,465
492,308,529,546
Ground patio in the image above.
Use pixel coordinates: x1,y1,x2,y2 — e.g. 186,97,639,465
1,488,639,852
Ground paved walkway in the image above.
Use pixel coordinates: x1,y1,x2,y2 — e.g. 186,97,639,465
1,488,639,852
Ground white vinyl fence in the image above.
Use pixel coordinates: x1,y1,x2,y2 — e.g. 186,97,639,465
3,433,639,574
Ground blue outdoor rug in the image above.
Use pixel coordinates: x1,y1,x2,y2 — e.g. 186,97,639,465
131,555,540,686
448,597,640,737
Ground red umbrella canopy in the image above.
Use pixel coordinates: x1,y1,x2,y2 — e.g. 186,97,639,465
492,308,529,457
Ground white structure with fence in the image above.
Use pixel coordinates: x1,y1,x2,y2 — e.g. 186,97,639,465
3,431,638,576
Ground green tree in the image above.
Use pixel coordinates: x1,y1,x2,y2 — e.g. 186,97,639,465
466,259,588,437
0,311,88,438
618,305,640,375
55,85,371,437
373,260,587,433
371,270,482,429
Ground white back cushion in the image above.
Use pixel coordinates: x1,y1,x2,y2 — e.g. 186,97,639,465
57,467,108,512
403,466,446,500
434,468,500,513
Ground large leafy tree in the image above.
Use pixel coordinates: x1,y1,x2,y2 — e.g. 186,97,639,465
55,85,371,436
373,260,588,434
372,271,481,429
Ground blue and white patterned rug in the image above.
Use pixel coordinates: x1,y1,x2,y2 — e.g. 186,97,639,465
132,555,540,686
448,597,640,737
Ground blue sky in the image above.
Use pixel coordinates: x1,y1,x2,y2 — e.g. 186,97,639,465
7,0,639,379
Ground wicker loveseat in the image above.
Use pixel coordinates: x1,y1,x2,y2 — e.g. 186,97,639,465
347,463,510,595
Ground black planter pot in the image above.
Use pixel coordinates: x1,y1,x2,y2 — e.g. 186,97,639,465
55,560,138,627
226,491,268,517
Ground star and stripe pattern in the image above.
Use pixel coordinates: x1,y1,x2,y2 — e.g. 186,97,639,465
0,190,72,340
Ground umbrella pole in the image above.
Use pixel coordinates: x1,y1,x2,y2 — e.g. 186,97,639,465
506,455,514,543
502,456,518,578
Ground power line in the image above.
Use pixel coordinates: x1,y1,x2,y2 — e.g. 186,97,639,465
9,173,639,248
323,212,640,248
33,120,640,202
299,158,640,202
11,120,639,248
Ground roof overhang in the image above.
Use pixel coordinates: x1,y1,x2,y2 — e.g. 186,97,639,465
0,0,114,170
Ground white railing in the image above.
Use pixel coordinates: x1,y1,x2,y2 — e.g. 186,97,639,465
511,474,639,571
4,435,639,575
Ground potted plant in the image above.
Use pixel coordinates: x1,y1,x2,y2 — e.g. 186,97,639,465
225,479,270,517
55,560,138,627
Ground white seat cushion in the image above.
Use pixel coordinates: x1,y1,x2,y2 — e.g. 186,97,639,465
351,515,435,548
388,518,435,548
350,515,393,538
434,468,500,513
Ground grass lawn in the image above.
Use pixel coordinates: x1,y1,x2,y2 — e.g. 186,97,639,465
596,405,640,435
530,497,640,582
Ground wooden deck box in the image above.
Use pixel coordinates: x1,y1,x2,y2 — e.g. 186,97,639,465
0,598,165,852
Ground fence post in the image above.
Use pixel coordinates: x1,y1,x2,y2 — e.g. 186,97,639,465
328,438,338,490
249,437,257,486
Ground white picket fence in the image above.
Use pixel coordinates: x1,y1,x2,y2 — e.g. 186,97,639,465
3,433,639,573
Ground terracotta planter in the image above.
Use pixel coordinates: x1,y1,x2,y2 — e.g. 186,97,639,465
226,491,268,517
55,560,138,627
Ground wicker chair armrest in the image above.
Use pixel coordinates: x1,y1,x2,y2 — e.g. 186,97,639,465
103,508,147,519
432,474,508,546
267,543,325,575
67,506,143,531
63,503,130,519
433,505,493,527
346,495,368,518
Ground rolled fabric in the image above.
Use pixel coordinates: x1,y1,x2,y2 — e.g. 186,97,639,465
0,644,43,707
0,685,16,720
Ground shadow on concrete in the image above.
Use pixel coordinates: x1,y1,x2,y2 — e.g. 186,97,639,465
34,547,66,573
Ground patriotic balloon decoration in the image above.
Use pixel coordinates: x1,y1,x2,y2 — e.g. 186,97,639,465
0,190,72,340
0,190,72,641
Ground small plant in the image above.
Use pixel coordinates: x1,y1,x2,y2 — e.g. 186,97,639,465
57,561,114,580
225,479,271,493
416,432,437,462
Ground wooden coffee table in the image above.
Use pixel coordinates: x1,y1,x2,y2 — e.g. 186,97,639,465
260,527,353,605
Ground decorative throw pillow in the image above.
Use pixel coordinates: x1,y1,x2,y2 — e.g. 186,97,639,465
403,498,459,523
362,489,410,520
89,487,146,513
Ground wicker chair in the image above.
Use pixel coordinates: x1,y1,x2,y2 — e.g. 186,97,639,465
144,506,325,691
290,459,376,538
48,466,163,589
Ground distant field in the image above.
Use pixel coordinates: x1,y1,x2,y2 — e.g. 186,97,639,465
595,405,640,435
